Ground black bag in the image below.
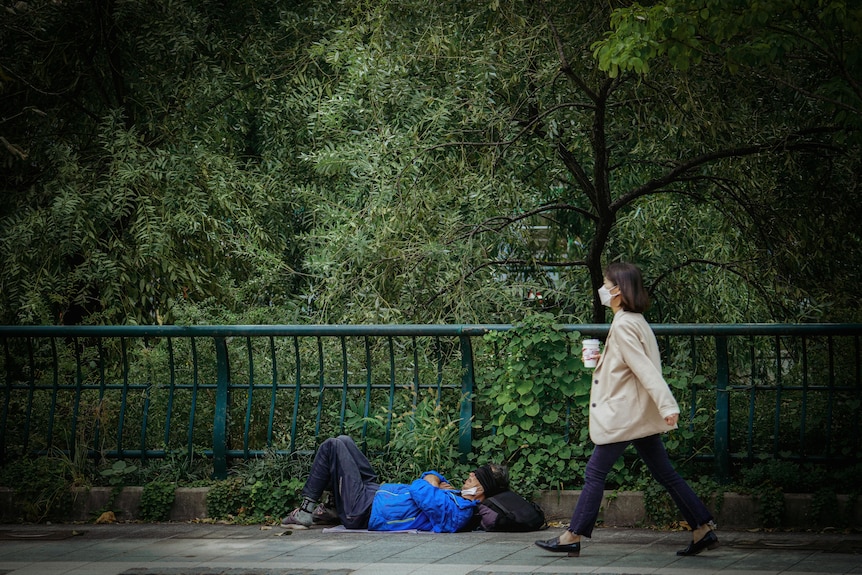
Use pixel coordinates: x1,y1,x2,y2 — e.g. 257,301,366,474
478,490,546,532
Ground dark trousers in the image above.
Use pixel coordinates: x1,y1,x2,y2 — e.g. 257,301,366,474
302,435,380,529
569,434,713,537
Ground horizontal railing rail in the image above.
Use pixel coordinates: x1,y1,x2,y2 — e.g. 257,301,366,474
2,324,860,482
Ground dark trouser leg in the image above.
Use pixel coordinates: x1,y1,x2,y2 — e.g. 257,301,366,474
302,435,379,529
632,434,714,528
568,441,629,538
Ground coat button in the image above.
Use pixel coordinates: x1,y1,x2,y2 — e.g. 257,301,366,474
591,403,596,407
593,379,599,385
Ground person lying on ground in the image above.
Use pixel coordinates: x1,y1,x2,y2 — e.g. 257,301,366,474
281,435,509,532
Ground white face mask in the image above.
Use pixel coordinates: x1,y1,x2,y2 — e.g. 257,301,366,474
460,487,480,496
598,285,615,307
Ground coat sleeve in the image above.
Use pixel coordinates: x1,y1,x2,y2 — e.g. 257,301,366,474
615,319,680,419
408,477,476,532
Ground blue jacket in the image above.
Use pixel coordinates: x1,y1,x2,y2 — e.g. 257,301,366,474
367,471,477,532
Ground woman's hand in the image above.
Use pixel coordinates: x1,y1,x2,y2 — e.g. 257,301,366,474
665,413,679,427
582,349,601,363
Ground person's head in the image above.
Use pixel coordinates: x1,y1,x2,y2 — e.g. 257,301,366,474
459,463,509,501
603,262,650,313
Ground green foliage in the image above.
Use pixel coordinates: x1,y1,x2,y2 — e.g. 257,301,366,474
249,479,304,522
368,390,464,483
99,460,140,487
93,460,141,517
52,445,97,489
139,482,176,522
2,0,860,325
0,0,309,325
0,457,73,522
589,0,862,324
752,483,785,529
733,459,862,528
230,451,311,487
203,450,310,523
641,478,678,528
1,0,861,529
594,0,860,84
642,471,723,529
472,313,592,494
206,477,247,520
806,487,839,529
662,368,712,456
205,474,304,524
738,459,822,494
137,449,213,485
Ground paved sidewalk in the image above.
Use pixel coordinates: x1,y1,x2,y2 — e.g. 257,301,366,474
0,522,860,575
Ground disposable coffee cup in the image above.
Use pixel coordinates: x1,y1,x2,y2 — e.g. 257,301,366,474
582,339,601,368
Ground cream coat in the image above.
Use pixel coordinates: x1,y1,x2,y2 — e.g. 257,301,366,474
589,310,680,445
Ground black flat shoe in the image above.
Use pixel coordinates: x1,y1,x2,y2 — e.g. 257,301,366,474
535,536,581,557
676,530,719,556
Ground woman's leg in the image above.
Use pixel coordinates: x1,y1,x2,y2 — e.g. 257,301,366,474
302,435,380,528
631,434,714,529
568,441,630,538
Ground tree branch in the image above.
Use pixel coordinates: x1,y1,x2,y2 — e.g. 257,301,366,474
0,136,27,160
451,202,596,243
395,101,594,194
772,73,861,116
649,258,786,319
422,257,587,308
768,18,862,105
536,0,598,102
611,136,841,213
556,141,597,205
0,65,100,122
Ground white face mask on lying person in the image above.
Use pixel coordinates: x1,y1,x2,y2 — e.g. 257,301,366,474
460,487,480,496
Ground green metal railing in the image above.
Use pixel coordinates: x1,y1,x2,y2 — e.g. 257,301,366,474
1,324,860,482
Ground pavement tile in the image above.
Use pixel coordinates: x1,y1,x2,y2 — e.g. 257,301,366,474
0,523,860,575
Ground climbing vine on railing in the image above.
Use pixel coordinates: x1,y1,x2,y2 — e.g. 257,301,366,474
472,313,593,494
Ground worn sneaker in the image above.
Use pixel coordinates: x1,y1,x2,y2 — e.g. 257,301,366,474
281,497,316,528
281,507,313,528
312,502,340,525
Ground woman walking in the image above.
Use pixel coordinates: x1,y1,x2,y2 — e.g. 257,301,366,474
535,262,718,557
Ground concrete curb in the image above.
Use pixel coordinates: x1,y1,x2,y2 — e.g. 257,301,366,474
0,486,208,523
69,486,210,522
3,486,860,528
537,490,862,530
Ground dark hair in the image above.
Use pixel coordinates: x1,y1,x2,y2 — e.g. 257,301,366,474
474,463,510,497
605,262,650,313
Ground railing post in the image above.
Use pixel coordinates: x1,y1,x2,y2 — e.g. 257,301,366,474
714,335,731,483
458,334,474,463
0,337,9,462
213,337,229,480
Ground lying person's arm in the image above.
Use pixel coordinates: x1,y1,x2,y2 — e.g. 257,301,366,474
421,471,453,490
410,472,475,532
